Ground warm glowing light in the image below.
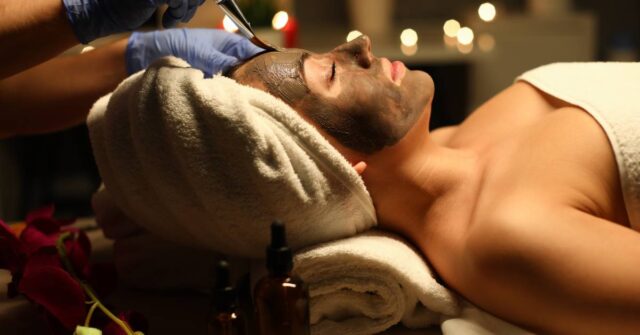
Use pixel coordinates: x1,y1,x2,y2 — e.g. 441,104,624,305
443,35,457,48
478,3,497,22
346,30,363,42
80,46,95,54
222,15,239,33
400,28,418,47
457,42,474,54
401,43,418,56
272,11,289,30
457,27,474,45
478,33,496,52
443,19,461,38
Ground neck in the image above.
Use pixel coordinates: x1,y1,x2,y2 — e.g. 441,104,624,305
362,133,481,249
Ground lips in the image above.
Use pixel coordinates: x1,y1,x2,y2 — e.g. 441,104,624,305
391,61,406,83
381,57,406,84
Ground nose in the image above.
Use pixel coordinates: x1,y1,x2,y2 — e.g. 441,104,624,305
333,35,373,68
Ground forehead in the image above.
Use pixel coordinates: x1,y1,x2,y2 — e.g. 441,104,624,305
236,49,312,106
241,49,309,76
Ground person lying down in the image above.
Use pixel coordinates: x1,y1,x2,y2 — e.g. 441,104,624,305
89,35,640,334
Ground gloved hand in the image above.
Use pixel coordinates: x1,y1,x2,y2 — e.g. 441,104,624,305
63,0,206,44
125,28,265,77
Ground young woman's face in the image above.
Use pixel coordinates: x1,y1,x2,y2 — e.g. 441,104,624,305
233,35,434,154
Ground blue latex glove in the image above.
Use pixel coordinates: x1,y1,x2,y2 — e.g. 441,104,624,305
126,29,265,77
63,0,206,44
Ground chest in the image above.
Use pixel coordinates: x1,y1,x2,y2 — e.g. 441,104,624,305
459,105,629,227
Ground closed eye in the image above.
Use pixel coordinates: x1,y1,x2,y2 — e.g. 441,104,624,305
330,61,336,81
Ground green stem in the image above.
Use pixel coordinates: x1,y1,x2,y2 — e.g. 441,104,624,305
56,232,139,335
84,302,99,327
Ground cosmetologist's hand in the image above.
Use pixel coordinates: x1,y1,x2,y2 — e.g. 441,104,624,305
63,0,207,44
125,28,265,77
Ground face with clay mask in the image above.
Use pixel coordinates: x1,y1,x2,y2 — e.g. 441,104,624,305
231,35,434,154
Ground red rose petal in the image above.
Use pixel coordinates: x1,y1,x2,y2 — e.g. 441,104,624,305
25,205,76,235
19,259,86,330
22,249,61,268
19,225,59,255
65,231,92,278
26,205,55,224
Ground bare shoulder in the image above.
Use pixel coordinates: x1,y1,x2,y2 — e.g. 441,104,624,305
449,82,571,151
430,125,458,145
477,105,629,226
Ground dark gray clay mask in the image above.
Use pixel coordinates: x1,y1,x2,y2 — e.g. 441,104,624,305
240,50,310,106
233,36,433,154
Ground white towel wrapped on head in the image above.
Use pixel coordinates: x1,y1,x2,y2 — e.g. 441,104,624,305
87,56,376,258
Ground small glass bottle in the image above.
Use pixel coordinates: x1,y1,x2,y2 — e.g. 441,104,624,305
208,260,246,335
254,220,310,335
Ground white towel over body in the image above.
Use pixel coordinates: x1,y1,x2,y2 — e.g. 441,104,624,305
517,62,640,227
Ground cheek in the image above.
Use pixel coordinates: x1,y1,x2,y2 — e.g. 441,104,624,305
342,75,400,113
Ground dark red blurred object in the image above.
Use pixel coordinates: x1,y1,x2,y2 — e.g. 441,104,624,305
282,15,298,48
0,205,121,332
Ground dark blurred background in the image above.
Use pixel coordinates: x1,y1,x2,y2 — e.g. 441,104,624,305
1,0,638,221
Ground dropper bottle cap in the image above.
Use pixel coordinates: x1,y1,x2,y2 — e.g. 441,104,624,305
266,220,293,276
213,260,237,312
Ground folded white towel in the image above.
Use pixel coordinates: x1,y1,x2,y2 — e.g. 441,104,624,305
441,304,534,335
285,231,460,335
517,62,640,228
88,57,376,257
282,231,532,335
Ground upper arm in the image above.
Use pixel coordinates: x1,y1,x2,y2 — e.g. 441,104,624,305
462,206,640,334
0,39,128,138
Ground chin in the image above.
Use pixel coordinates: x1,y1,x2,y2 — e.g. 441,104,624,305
414,69,435,93
404,69,434,111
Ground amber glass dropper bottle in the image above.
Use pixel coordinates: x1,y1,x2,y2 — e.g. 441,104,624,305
208,260,246,335
254,220,310,335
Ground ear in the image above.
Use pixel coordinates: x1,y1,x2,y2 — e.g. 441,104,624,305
352,161,367,175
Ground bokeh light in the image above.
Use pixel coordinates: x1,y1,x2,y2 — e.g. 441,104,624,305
272,11,289,30
443,19,461,38
457,27,474,45
222,15,239,33
478,3,497,22
401,43,418,56
443,35,458,48
346,30,363,42
478,33,496,52
457,42,474,54
400,28,418,47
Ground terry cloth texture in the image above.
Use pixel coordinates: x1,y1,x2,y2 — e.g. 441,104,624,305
87,56,376,258
286,231,460,335
254,231,529,335
518,62,640,228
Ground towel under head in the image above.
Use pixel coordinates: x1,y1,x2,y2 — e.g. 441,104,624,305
88,57,377,257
